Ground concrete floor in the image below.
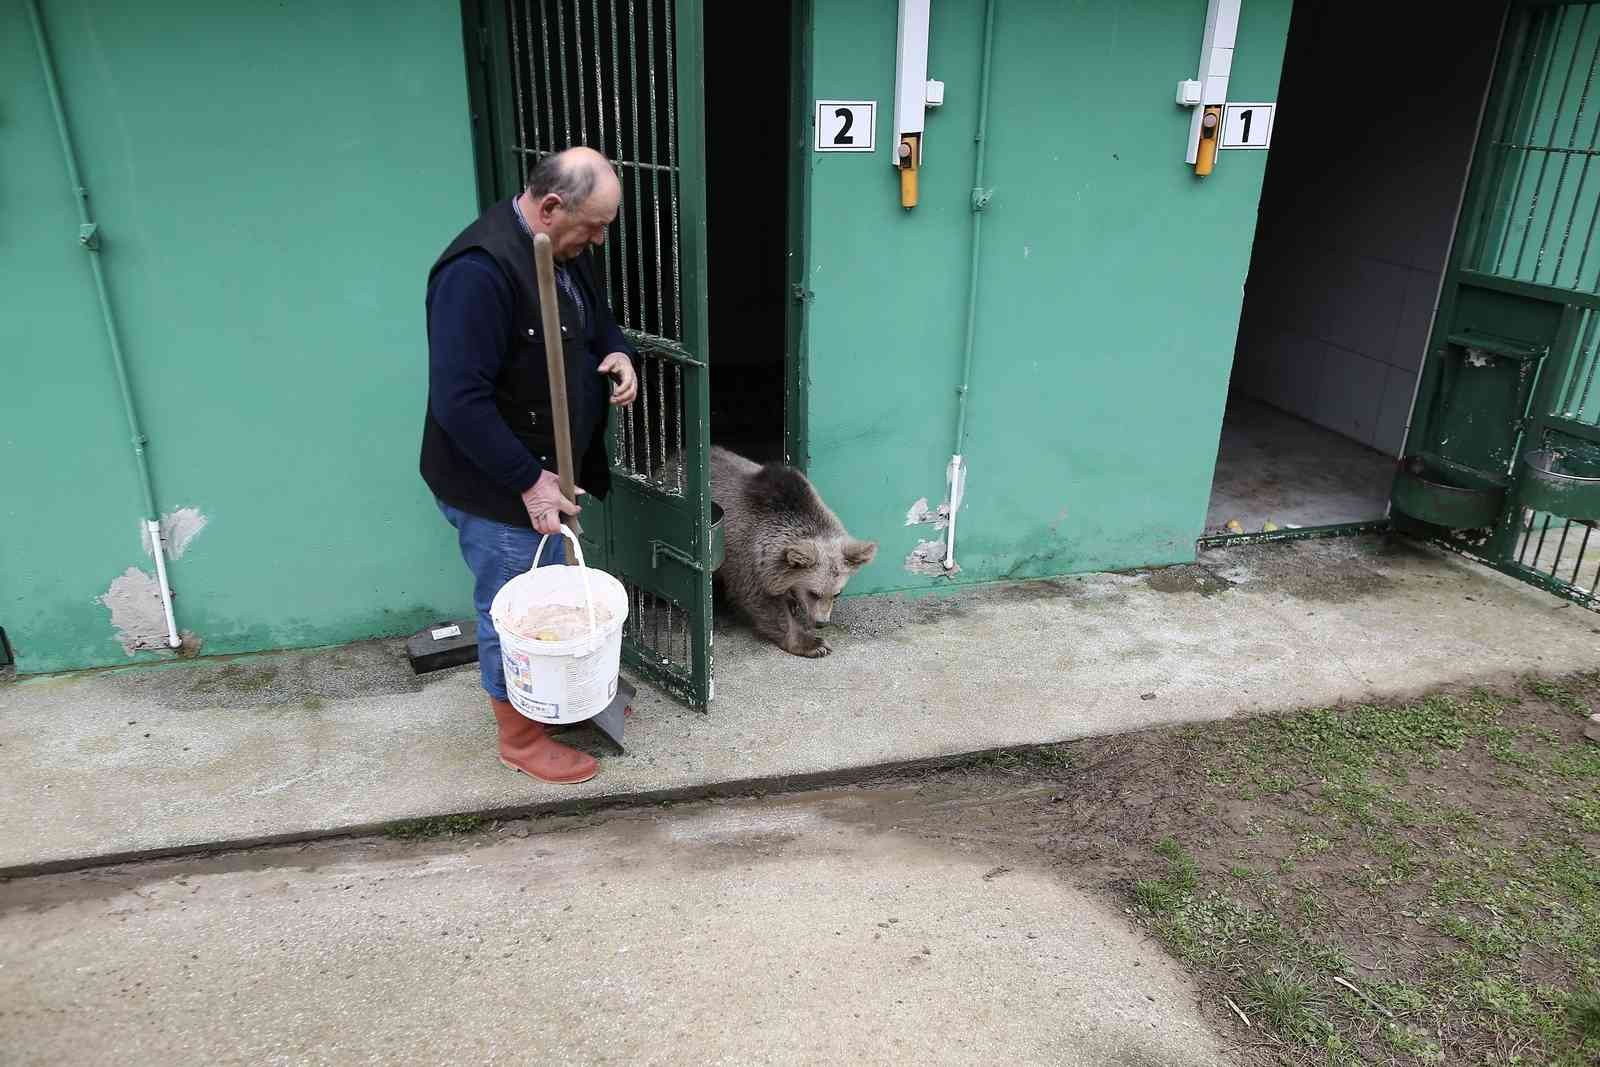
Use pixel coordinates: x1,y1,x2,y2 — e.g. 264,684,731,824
0,791,1225,1066
2,534,1598,874
1206,395,1395,534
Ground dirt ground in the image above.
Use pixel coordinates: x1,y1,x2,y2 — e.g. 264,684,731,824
844,671,1600,1066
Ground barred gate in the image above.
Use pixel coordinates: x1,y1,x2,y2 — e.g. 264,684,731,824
475,0,716,704
1398,0,1600,611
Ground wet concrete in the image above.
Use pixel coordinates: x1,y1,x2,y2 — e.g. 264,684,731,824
0,789,1226,1066
2,534,1597,873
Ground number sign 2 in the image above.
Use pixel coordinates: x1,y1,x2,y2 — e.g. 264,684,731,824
1220,102,1275,150
815,101,876,153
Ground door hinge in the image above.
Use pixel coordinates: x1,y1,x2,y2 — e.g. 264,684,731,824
791,283,813,304
651,540,704,573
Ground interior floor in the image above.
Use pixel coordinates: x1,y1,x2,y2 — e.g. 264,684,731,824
1205,394,1394,536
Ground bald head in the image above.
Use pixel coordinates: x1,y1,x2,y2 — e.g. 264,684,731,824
521,146,622,260
526,147,619,209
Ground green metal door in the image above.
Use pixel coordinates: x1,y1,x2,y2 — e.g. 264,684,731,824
1394,0,1600,611
466,0,718,705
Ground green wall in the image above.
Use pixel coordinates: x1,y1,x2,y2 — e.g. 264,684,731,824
2,0,480,673
802,0,1292,593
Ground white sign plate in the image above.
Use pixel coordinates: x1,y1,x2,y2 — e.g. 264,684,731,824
1220,102,1275,149
815,100,876,153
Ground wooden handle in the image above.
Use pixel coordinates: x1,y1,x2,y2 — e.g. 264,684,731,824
532,232,581,536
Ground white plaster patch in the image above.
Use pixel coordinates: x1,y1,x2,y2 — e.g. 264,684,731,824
100,567,170,655
904,497,950,530
905,538,958,577
141,506,208,560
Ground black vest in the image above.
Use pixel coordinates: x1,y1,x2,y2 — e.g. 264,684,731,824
420,199,615,526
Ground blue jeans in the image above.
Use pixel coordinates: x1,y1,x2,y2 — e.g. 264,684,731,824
436,500,566,700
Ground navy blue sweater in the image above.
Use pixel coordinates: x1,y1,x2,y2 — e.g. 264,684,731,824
425,249,631,496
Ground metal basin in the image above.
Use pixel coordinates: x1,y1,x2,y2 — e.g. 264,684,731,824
708,502,726,571
1519,449,1600,520
1391,457,1505,529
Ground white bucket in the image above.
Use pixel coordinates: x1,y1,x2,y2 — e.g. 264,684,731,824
489,527,629,725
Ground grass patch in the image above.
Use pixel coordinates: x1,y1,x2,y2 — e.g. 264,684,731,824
384,814,490,840
1115,673,1600,1066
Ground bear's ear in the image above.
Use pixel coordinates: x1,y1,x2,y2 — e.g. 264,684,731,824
783,541,818,569
843,539,878,568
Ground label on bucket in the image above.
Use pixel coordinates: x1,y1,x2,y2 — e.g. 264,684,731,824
521,698,560,721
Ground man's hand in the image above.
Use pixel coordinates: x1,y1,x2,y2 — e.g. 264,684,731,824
521,469,584,535
599,352,637,406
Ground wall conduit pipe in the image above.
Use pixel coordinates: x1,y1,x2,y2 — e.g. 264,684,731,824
26,0,182,649
944,0,997,571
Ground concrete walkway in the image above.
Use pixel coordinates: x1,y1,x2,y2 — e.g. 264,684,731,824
0,790,1226,1066
2,534,1597,873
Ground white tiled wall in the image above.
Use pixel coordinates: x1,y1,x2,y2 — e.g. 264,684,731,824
1228,1,1503,457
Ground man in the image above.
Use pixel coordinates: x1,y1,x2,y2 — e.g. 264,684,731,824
422,147,638,786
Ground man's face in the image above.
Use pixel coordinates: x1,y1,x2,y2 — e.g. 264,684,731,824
542,181,621,261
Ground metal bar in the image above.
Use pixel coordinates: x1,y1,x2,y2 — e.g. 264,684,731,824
1195,519,1392,552
537,0,557,154
1552,518,1575,574
1463,9,1536,269
674,363,684,493
1517,507,1538,564
641,355,655,477
554,0,573,145
590,0,615,296
1495,11,1562,275
512,0,531,182
1535,4,1598,282
654,356,667,486
1572,522,1594,583
572,0,589,145
608,0,628,323
627,0,647,336
1513,4,1586,280
1547,18,1600,283
1544,412,1600,441
1561,308,1600,412
664,0,682,338
1535,513,1556,564
645,0,664,336
507,149,681,175
1459,268,1600,310
1492,141,1600,155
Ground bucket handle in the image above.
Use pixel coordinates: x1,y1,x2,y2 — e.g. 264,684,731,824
533,525,598,643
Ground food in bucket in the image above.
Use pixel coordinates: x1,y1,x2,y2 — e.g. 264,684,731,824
503,602,614,642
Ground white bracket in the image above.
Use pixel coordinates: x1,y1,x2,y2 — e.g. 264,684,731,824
894,0,932,167
1181,0,1242,164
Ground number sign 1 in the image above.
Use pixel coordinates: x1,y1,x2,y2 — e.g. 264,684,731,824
1220,102,1275,150
815,100,876,153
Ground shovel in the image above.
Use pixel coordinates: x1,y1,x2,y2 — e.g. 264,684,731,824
531,232,581,537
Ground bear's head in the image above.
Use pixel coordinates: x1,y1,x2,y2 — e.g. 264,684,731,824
781,536,878,627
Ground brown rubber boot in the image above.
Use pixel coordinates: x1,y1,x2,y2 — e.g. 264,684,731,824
490,697,599,785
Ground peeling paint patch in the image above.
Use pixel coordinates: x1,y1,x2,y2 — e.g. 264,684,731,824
905,497,951,530
101,568,171,655
905,538,958,576
141,506,208,560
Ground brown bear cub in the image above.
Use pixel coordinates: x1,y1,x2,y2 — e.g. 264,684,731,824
709,446,878,658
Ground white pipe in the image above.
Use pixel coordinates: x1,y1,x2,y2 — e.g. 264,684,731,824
943,453,966,570
147,520,182,649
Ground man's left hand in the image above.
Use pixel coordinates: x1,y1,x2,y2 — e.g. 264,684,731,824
599,353,637,406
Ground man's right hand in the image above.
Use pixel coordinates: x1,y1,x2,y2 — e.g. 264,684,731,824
521,469,584,535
